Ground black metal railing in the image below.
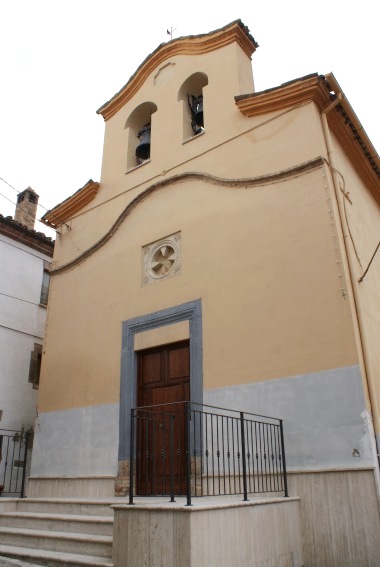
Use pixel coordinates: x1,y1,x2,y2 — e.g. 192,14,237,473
0,429,31,498
129,402,287,505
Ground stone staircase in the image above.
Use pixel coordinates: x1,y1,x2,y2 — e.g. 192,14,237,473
0,499,115,566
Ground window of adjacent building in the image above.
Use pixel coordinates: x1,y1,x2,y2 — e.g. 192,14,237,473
40,261,51,306
40,270,50,306
125,102,158,170
28,343,42,389
178,72,208,140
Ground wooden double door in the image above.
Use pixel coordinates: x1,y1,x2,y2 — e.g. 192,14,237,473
136,341,190,495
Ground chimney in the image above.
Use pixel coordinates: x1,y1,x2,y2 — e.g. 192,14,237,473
14,187,39,230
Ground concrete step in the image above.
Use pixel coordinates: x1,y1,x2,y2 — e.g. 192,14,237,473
15,499,114,517
0,512,113,536
0,544,114,566
0,528,112,558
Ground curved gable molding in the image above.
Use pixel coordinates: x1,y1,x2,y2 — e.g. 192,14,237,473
51,157,324,276
97,20,257,121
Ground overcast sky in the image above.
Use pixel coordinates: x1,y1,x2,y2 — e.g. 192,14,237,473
0,0,378,238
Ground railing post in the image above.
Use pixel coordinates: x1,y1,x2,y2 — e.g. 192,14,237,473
169,414,175,503
129,409,135,505
185,402,192,506
20,431,30,498
240,412,248,501
279,419,288,497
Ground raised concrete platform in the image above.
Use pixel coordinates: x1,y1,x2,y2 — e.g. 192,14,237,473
112,495,304,567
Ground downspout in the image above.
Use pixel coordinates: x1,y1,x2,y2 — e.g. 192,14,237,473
321,93,380,491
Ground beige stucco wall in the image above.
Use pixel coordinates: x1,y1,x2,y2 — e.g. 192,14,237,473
38,41,373,417
54,100,324,268
330,132,380,436
30,32,379,567
71,42,254,223
39,162,358,413
52,43,325,269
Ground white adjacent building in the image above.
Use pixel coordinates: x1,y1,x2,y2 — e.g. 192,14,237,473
0,188,54,432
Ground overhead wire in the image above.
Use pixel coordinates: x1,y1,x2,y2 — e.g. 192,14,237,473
0,291,44,307
0,238,53,261
0,323,44,340
1,103,313,231
329,167,363,272
0,177,52,214
328,167,379,282
0,176,70,231
358,241,380,283
0,189,56,233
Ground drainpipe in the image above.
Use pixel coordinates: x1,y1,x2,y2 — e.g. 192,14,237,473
321,92,380,492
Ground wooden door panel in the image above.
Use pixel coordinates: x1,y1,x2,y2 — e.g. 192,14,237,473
139,351,162,385
152,384,183,406
136,341,190,495
168,344,190,381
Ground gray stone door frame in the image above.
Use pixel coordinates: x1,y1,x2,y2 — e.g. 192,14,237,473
118,299,203,460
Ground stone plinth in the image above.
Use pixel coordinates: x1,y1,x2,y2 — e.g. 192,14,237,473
112,496,303,567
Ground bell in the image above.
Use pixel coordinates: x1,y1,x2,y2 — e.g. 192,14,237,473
136,124,151,162
193,97,203,128
188,95,204,135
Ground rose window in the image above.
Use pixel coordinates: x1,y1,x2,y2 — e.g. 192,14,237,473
143,233,181,285
151,245,176,276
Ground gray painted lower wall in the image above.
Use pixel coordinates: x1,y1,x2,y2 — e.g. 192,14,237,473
30,365,377,478
204,365,376,470
30,403,119,477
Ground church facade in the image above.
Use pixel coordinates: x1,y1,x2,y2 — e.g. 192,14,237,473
32,21,380,564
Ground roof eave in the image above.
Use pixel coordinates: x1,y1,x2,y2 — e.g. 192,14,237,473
235,74,380,205
41,180,100,229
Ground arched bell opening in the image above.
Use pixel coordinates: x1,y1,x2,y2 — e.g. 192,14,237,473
125,102,158,169
178,73,208,140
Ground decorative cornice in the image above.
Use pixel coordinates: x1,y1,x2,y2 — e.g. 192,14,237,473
50,157,323,276
235,74,329,116
97,20,258,121
236,74,380,205
324,73,380,206
41,180,100,229
327,107,380,204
